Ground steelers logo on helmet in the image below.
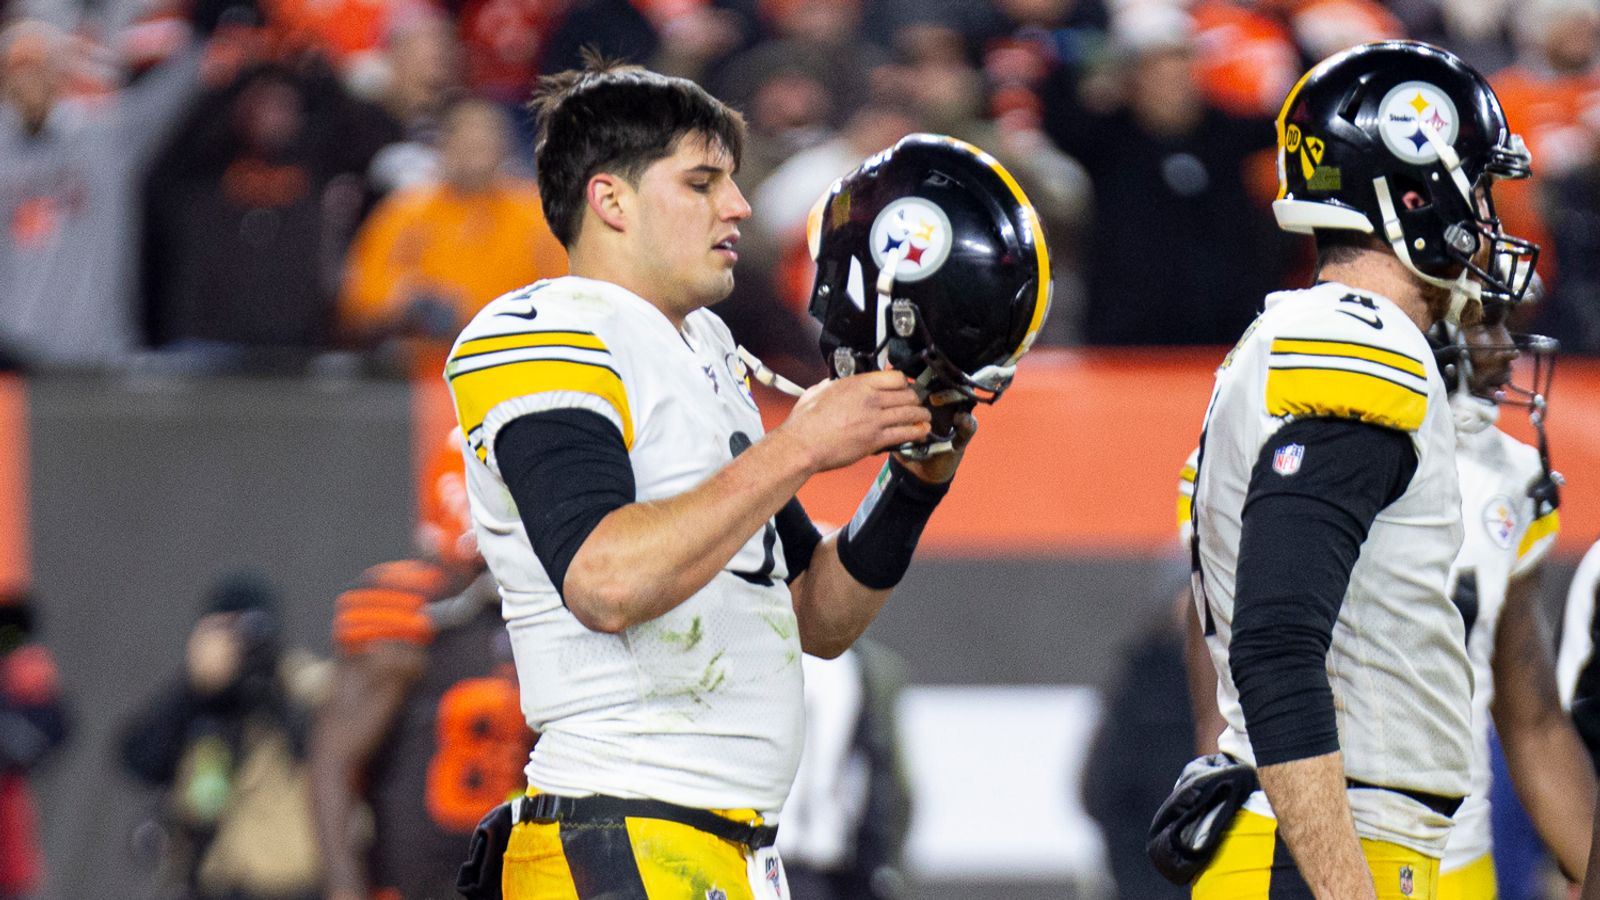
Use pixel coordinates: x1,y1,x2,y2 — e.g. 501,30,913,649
1378,80,1460,165
868,198,954,283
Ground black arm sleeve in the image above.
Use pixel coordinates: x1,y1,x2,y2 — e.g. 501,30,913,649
494,409,636,601
774,497,822,583
1230,417,1419,767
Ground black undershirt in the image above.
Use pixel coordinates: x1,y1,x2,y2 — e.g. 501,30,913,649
1229,416,1418,767
494,409,821,602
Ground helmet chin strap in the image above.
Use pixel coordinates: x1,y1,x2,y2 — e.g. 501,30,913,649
1373,175,1482,325
1449,392,1500,434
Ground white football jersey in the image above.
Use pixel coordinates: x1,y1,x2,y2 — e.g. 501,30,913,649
1192,281,1470,856
1558,540,1600,709
445,276,804,813
1441,425,1560,871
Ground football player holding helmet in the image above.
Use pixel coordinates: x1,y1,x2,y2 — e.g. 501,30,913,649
802,134,1052,454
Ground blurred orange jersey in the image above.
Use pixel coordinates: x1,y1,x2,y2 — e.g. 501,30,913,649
1191,1,1300,118
265,0,391,62
1489,65,1600,287
340,178,568,338
334,560,532,900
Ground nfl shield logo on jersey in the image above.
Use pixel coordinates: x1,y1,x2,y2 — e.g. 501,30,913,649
765,856,782,893
706,890,727,900
1272,443,1305,476
1399,864,1414,896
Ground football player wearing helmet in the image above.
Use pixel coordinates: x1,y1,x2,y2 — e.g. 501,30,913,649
441,59,1039,899
1428,305,1593,896
1187,41,1539,900
309,431,533,900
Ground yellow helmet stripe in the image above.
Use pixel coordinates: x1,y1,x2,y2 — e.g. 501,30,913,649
933,136,1052,365
1274,55,1334,200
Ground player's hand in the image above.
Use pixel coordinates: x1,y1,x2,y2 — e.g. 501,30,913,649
895,410,976,485
779,371,931,472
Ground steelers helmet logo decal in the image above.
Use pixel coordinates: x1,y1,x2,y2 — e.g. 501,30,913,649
869,197,954,283
1379,81,1460,164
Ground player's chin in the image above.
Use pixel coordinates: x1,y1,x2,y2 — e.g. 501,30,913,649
700,270,737,305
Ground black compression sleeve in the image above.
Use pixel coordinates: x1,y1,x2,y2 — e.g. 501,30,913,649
774,497,822,582
494,409,635,601
1230,417,1418,767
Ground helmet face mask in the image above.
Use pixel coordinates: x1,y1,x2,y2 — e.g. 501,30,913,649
806,134,1053,449
1272,41,1539,316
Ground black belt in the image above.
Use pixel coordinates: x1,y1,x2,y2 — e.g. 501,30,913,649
1346,779,1463,818
516,793,779,850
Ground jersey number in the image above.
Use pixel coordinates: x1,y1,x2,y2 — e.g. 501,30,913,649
728,430,778,585
1452,569,1480,647
424,677,527,832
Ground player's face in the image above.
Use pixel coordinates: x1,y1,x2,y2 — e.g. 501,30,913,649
630,134,751,315
1462,302,1518,400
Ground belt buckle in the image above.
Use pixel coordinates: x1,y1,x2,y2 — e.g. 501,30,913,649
524,794,563,823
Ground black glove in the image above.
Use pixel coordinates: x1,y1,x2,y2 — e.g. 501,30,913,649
1146,754,1258,885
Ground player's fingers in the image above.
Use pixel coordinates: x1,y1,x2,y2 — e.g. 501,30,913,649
879,403,932,427
858,369,912,389
882,423,933,447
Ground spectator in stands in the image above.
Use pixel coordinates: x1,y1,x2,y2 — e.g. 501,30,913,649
1491,0,1600,348
740,75,918,364
0,18,205,370
1040,4,1287,346
360,8,463,199
119,573,324,900
338,98,566,372
881,22,1089,343
140,56,397,365
712,0,882,141
0,590,68,900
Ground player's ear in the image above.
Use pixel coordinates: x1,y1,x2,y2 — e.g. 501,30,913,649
1400,190,1428,211
586,173,630,234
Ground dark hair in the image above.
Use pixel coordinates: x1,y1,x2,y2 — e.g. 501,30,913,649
1312,229,1386,277
529,53,746,246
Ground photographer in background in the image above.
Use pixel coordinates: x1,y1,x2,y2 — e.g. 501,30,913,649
119,573,324,900
0,590,67,900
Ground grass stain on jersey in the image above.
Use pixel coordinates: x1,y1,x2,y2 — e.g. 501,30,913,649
698,650,727,697
659,615,704,652
760,611,796,641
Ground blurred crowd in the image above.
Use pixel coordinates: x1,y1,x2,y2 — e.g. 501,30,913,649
5,0,1600,378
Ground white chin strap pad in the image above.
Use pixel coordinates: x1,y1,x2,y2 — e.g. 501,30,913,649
1372,175,1481,325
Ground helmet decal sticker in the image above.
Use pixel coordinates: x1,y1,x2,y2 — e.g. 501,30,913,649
1379,80,1460,164
869,197,954,283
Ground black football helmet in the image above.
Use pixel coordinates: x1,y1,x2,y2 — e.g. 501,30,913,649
806,134,1052,452
1274,41,1537,320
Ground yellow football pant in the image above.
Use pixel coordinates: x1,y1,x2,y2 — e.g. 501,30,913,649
1438,854,1497,900
1194,810,1440,899
502,795,769,900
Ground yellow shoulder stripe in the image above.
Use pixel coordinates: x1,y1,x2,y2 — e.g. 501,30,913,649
1176,494,1193,532
1270,338,1425,379
1266,366,1427,431
1179,464,1197,484
450,358,633,455
453,330,607,361
1517,509,1560,560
